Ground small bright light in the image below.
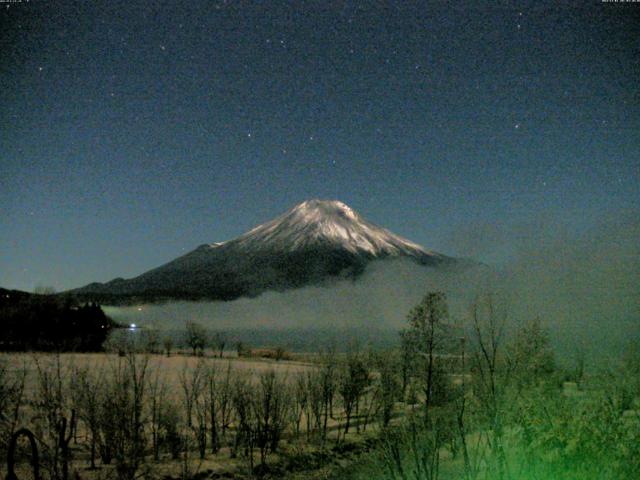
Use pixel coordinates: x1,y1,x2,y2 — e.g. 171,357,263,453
130,323,137,329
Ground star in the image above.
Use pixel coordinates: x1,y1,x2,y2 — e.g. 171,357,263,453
514,123,520,129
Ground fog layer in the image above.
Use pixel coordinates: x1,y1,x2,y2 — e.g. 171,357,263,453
105,212,639,358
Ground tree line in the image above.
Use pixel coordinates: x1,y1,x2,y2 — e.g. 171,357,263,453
0,289,117,351
1,290,638,479
0,345,409,479
340,292,640,480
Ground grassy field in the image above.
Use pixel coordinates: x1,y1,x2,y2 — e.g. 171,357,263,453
1,351,316,390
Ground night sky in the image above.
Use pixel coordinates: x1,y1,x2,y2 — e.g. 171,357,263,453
1,1,639,292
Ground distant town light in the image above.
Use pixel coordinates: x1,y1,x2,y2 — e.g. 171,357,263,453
129,323,137,330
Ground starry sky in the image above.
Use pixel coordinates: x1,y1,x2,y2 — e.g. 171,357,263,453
1,1,639,292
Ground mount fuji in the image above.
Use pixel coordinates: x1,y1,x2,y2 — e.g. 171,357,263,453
73,200,458,303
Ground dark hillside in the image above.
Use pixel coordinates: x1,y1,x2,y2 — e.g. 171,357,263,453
0,288,117,351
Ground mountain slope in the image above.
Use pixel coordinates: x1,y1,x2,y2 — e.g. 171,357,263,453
73,200,456,303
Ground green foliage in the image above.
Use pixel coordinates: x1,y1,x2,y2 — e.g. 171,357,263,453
509,370,640,479
336,292,639,480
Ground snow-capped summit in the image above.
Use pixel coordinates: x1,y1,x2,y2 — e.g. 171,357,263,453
229,199,438,258
73,200,455,303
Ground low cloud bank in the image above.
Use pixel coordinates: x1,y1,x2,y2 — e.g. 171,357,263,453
105,211,639,359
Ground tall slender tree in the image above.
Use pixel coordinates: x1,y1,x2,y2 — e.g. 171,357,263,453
403,291,450,422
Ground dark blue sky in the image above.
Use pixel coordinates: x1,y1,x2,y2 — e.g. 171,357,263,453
1,1,638,291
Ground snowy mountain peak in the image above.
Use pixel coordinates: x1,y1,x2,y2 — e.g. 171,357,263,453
231,199,437,258
290,199,359,222
73,199,455,302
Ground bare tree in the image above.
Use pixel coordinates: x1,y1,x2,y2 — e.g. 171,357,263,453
451,335,482,480
379,414,445,480
106,352,150,480
373,351,399,428
216,361,234,446
158,402,182,460
338,350,370,436
319,356,336,444
320,345,338,420
291,373,308,436
163,335,174,357
147,366,168,462
305,370,323,441
231,374,255,469
212,331,226,358
141,329,160,354
200,359,235,456
75,366,104,469
6,428,40,480
97,382,117,465
104,328,136,356
0,359,28,460
32,355,76,480
179,359,208,459
403,291,450,423
400,331,413,400
470,293,511,480
304,358,336,445
508,317,555,389
252,370,291,466
185,321,208,356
